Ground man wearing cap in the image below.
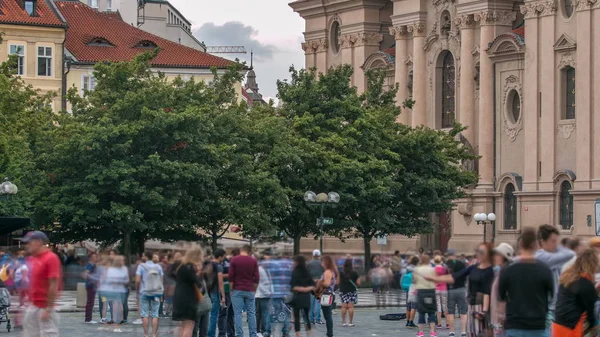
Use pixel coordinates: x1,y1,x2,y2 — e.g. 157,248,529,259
307,249,324,325
22,231,62,337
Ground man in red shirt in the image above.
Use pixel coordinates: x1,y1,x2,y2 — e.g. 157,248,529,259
22,231,62,337
229,245,259,337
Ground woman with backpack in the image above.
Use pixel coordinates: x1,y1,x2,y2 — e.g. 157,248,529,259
173,249,206,337
339,259,360,327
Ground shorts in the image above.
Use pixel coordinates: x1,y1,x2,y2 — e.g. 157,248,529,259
418,311,437,325
140,296,161,318
436,290,448,313
23,306,60,337
407,301,417,311
447,288,468,315
340,292,357,304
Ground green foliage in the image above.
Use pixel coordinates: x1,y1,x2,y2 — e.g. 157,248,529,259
37,53,287,248
275,65,477,265
0,51,56,220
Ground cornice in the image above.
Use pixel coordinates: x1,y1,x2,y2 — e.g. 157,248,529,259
389,25,409,40
454,14,477,29
520,0,557,18
301,38,328,55
474,10,517,25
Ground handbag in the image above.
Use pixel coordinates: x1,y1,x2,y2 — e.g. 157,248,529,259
196,280,212,315
320,291,334,307
284,291,295,305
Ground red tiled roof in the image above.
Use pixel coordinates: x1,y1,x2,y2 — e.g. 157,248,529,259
56,1,234,69
512,25,524,39
0,0,65,27
383,47,395,57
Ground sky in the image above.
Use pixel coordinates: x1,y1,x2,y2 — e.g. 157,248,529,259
169,0,306,101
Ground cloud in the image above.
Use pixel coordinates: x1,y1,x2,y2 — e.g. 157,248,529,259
194,22,277,62
194,21,305,100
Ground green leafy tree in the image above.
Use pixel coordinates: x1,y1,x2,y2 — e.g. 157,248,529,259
276,66,477,269
36,53,287,255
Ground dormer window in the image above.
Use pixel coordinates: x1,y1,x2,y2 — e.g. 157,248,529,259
136,40,157,49
24,0,35,15
87,37,114,47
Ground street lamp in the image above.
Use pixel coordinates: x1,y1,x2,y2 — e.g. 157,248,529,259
0,178,18,197
474,212,496,242
304,191,340,254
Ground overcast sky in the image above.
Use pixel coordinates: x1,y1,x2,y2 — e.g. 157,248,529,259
169,0,306,101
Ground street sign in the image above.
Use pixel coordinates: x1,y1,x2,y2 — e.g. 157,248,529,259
376,235,387,245
322,218,334,225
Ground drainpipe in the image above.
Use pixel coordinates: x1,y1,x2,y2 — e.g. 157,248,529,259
61,35,69,111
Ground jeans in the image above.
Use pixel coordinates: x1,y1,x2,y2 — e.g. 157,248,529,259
255,298,271,335
293,308,311,333
122,288,129,321
85,285,97,322
505,329,548,337
194,313,209,337
309,295,321,323
272,298,291,335
218,293,235,337
321,305,333,337
208,293,221,337
231,290,257,337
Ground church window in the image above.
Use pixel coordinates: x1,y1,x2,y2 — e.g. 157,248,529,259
441,52,455,128
507,90,521,123
407,69,413,98
504,183,517,230
564,66,575,120
331,21,341,54
564,0,574,18
559,180,573,230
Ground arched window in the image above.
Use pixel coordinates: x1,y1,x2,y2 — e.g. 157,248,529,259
504,183,517,230
564,0,574,17
331,21,341,53
407,70,413,98
564,66,575,119
559,181,573,229
441,52,455,128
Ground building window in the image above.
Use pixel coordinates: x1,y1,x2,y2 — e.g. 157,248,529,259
503,183,517,230
564,0,574,17
24,0,35,15
507,89,521,123
441,52,456,128
106,0,112,11
407,70,413,98
81,75,96,95
331,21,341,54
9,45,25,76
37,46,52,77
564,66,575,119
89,0,98,8
559,180,574,230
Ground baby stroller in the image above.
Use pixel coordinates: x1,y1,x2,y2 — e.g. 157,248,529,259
0,287,11,332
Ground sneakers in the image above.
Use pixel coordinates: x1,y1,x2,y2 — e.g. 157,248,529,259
430,332,438,337
84,320,98,324
100,318,108,324
407,322,417,328
342,323,348,327
417,332,424,337
113,328,122,333
132,318,143,325
436,325,442,329
449,333,455,337
460,333,467,337
348,323,355,327
257,333,264,337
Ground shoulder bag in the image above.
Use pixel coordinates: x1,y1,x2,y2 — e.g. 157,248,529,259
196,280,212,315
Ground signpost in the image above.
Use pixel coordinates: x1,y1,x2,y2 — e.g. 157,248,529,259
322,218,334,225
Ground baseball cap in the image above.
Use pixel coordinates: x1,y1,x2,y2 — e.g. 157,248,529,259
21,231,49,244
312,249,321,257
493,243,515,261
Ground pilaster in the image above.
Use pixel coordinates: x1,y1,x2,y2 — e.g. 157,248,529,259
301,38,328,72
353,32,384,93
456,14,476,143
408,22,427,127
575,1,592,189
389,25,410,124
593,9,600,188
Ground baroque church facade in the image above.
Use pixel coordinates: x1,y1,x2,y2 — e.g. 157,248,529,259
290,0,600,253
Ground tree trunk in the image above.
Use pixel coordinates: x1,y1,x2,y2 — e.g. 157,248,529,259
293,234,301,256
363,235,372,274
211,232,218,253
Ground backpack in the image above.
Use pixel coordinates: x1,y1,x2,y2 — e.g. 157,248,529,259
400,271,413,292
142,264,164,296
0,265,10,282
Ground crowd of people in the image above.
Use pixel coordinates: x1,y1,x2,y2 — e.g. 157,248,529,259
9,223,600,337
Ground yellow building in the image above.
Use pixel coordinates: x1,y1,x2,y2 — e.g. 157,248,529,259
0,0,67,111
53,0,241,105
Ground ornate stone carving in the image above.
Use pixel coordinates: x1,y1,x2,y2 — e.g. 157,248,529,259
474,10,517,25
340,34,357,49
557,52,576,68
520,1,557,18
389,25,409,40
458,133,476,175
502,75,523,141
455,14,476,29
557,122,576,139
407,23,426,37
405,54,413,66
302,38,328,54
458,198,474,216
575,0,597,11
471,45,480,57
353,33,383,47
423,22,439,51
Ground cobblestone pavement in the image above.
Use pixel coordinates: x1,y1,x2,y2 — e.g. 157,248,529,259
2,309,463,337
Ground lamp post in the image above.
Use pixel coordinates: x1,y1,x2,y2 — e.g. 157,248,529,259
304,191,340,254
0,178,18,198
474,212,496,242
